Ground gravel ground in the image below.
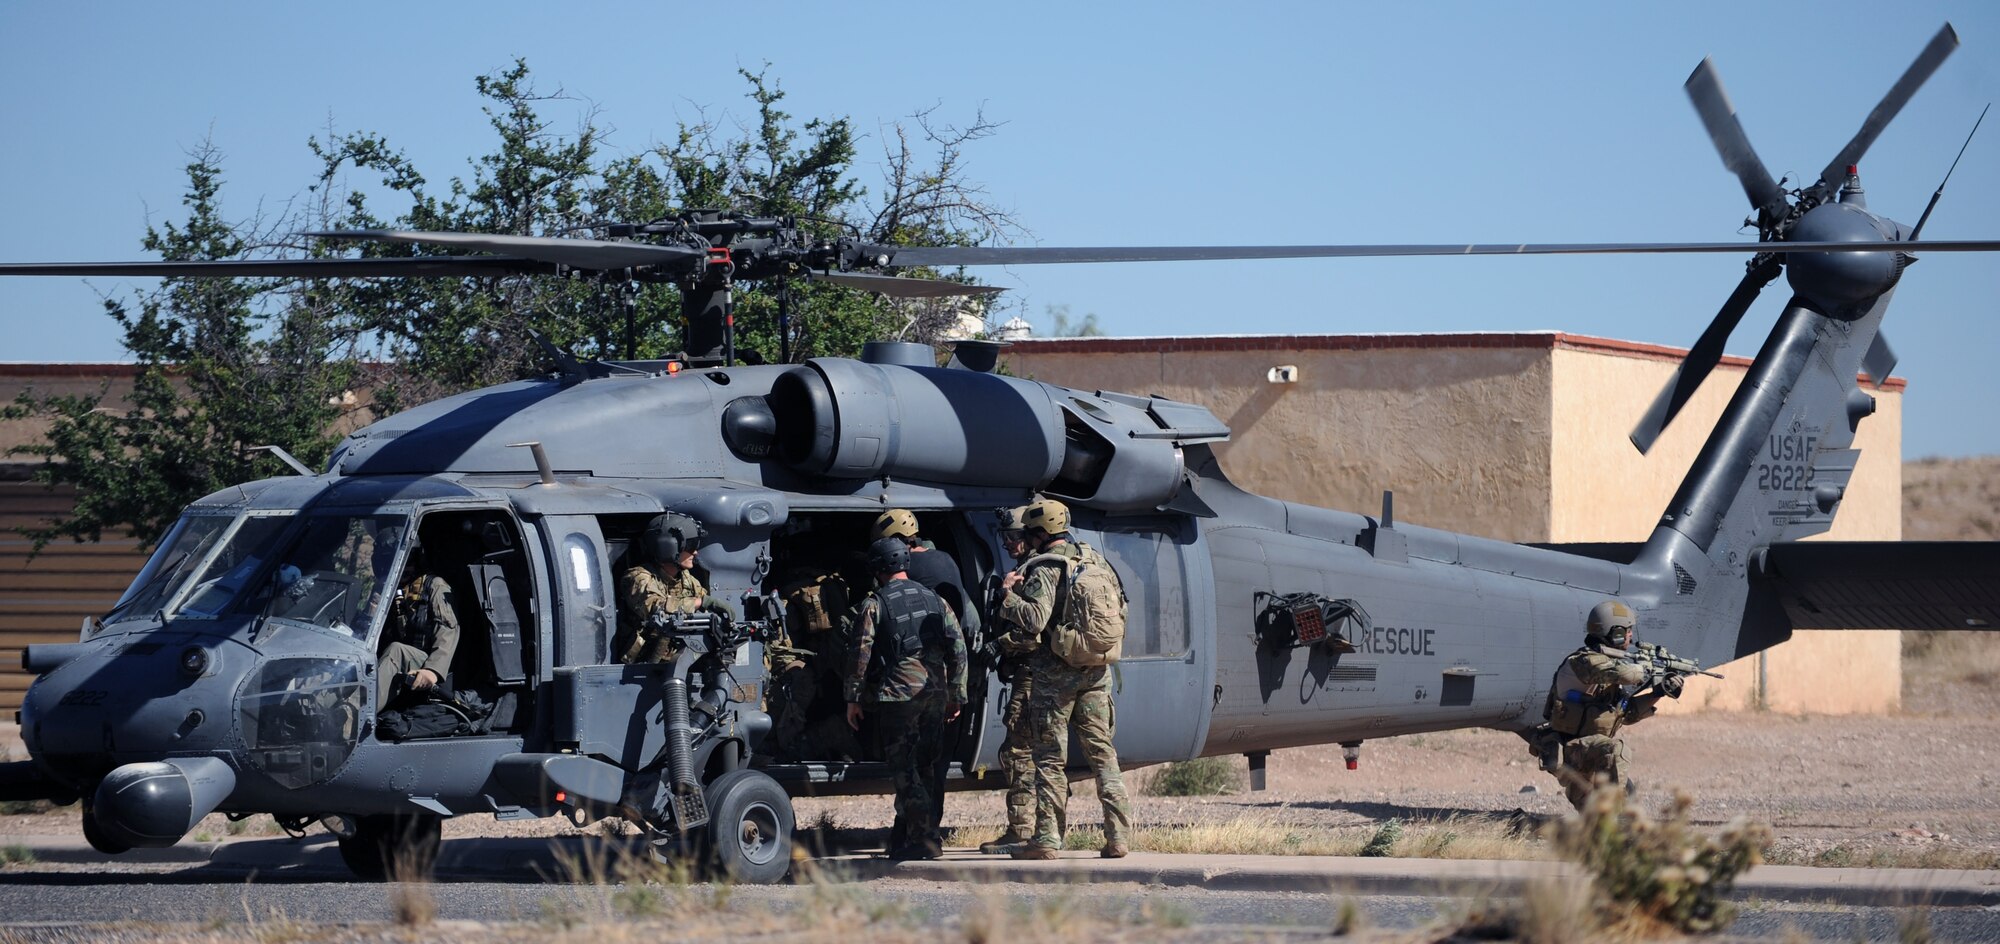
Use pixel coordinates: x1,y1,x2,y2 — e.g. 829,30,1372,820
6,672,1996,867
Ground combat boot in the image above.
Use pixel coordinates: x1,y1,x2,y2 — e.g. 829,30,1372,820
979,829,1030,855
1010,843,1059,860
1100,839,1129,859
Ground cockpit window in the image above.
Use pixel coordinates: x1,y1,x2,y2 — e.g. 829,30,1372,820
171,515,296,619
257,515,409,637
105,512,292,624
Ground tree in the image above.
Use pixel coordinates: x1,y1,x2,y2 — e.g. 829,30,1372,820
311,62,1019,401
1046,304,1106,337
10,64,1021,548
4,145,363,548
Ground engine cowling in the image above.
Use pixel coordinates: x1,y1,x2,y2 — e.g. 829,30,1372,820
761,359,1224,513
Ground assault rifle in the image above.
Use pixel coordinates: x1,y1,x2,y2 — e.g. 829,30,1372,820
1623,641,1722,698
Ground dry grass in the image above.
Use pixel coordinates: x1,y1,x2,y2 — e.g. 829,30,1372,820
1766,842,2000,870
1903,456,2000,541
947,813,1546,860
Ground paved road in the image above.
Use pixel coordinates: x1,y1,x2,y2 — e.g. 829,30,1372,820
2,858,1999,941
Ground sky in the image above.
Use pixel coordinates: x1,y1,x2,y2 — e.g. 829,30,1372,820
3,2,1998,458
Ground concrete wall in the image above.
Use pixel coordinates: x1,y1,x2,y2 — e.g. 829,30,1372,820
1006,333,1906,715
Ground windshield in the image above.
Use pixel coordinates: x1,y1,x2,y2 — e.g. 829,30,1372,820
172,515,296,619
106,512,292,624
256,514,409,637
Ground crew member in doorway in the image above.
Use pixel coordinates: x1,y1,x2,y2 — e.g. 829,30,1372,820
376,543,461,707
871,509,971,622
845,537,967,860
1540,601,1675,808
615,514,727,665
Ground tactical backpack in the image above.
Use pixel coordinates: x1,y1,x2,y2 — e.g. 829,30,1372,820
1035,547,1128,667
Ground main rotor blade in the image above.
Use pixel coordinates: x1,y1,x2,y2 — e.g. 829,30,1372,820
1630,256,1784,455
0,257,560,279
807,271,1006,298
1685,58,1788,217
308,230,703,271
1817,23,1959,194
875,239,2000,267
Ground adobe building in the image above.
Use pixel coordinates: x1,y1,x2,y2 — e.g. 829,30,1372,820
1003,332,1905,716
0,339,1905,717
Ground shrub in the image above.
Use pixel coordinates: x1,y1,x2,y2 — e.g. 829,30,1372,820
1359,819,1402,857
1142,757,1242,796
1547,785,1772,934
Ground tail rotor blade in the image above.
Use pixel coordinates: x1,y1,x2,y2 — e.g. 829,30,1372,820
1685,58,1788,219
1630,256,1784,454
1817,23,1960,194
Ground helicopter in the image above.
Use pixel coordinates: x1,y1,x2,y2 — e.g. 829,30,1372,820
3,23,1999,885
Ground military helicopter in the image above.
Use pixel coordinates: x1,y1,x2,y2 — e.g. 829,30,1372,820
4,24,1999,884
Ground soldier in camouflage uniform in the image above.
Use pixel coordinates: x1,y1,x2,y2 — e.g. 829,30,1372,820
767,560,862,761
375,544,462,707
846,537,967,860
614,514,723,665
997,499,1132,860
1542,600,1671,808
979,505,1064,854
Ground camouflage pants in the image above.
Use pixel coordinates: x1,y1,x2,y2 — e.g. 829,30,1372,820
999,668,1065,840
377,642,432,706
876,692,947,854
1559,734,1630,809
1025,661,1130,851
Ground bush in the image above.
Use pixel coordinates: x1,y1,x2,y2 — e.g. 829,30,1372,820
1548,786,1772,934
1142,757,1243,797
1359,819,1402,857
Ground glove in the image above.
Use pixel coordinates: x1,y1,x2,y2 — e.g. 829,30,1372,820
703,598,739,621
1659,673,1686,698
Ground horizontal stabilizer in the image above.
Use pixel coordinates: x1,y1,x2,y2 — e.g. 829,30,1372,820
1758,541,2000,631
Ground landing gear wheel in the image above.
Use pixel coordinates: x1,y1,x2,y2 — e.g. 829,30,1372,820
337,812,442,881
79,798,130,855
703,770,793,884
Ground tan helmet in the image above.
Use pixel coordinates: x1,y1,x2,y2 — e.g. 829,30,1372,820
870,508,919,542
1586,600,1637,647
1022,498,1070,535
995,505,1029,533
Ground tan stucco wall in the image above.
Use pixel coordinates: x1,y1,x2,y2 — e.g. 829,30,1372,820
1007,335,1904,715
1006,344,1556,543
1547,346,1904,714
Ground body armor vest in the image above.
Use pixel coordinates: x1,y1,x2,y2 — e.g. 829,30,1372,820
873,578,944,673
1545,645,1625,737
393,577,437,650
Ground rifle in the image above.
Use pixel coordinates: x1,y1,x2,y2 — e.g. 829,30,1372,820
1624,641,1723,698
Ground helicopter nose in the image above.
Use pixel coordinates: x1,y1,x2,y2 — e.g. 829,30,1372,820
91,756,236,849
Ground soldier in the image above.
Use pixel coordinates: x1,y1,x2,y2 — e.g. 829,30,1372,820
997,498,1132,860
375,543,461,707
978,505,1062,854
870,509,972,625
1542,600,1672,808
614,514,723,666
767,560,863,762
845,536,967,860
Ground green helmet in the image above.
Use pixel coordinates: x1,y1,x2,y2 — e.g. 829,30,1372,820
1587,600,1636,648
871,508,919,542
1023,498,1070,536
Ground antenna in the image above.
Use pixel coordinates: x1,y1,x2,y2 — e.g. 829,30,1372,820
1911,102,1989,240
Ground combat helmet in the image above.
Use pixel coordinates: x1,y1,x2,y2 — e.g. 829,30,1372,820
1022,498,1070,536
1586,600,1637,648
871,509,919,542
643,513,705,563
995,505,1029,534
866,536,910,575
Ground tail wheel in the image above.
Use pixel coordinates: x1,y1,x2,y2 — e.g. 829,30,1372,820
703,769,793,884
337,812,442,882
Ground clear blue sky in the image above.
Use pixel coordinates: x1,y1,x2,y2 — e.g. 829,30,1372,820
3,2,1997,458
